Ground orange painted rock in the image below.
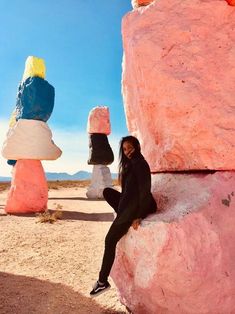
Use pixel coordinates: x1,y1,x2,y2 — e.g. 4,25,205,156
122,0,235,171
131,0,154,8
5,160,48,213
226,0,235,5
111,171,235,313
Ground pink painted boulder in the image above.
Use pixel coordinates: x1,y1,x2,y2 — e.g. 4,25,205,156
131,0,155,8
111,171,235,313
87,106,111,135
5,160,48,214
122,0,235,172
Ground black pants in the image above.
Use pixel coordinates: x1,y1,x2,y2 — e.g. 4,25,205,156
99,187,132,283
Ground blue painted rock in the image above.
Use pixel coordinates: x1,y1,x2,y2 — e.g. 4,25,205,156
16,77,54,122
7,160,17,166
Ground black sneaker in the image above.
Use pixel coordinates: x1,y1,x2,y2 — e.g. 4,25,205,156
90,280,111,297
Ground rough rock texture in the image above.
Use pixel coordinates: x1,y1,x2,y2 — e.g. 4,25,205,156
22,56,46,82
5,160,48,213
86,165,113,199
87,106,111,135
122,0,235,172
111,171,235,314
132,0,155,8
87,133,114,165
226,0,235,5
16,76,55,122
9,110,17,128
2,119,62,160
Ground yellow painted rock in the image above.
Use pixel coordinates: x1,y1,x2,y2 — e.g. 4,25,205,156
22,56,46,82
9,109,17,128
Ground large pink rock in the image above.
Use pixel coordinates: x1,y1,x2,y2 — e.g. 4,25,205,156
111,171,235,313
5,160,48,214
122,0,235,171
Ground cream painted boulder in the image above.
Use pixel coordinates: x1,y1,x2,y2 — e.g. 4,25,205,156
5,160,48,213
2,119,62,160
87,106,111,135
86,165,113,199
131,0,155,8
122,0,235,171
111,171,235,314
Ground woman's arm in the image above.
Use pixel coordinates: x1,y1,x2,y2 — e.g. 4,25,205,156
131,157,153,219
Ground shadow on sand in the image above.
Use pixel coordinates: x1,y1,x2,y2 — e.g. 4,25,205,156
0,272,125,314
51,209,114,222
6,210,114,222
49,196,104,201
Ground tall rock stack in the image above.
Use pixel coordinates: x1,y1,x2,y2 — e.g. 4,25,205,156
111,1,235,313
1,56,62,214
86,106,114,199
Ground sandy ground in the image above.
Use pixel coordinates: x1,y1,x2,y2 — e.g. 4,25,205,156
0,187,128,314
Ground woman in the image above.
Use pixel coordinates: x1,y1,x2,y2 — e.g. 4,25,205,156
90,135,157,296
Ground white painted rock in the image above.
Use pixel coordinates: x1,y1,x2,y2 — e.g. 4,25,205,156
1,119,62,160
111,171,235,314
86,165,113,199
122,0,235,171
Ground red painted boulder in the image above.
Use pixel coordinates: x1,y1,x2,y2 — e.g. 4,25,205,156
226,0,235,5
5,160,48,214
122,0,235,172
131,0,155,8
111,171,235,313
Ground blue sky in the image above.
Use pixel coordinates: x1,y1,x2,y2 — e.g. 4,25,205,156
0,0,132,176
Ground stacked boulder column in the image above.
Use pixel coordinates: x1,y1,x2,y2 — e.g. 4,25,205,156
1,56,62,214
86,106,114,199
111,1,235,313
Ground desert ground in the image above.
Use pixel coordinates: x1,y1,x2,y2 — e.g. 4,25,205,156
0,181,128,314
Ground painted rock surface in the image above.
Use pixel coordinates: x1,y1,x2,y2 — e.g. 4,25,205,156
87,106,111,135
16,76,55,122
2,119,62,160
131,0,155,8
86,165,113,199
5,160,48,213
111,171,235,314
22,56,46,82
226,0,235,6
122,0,235,171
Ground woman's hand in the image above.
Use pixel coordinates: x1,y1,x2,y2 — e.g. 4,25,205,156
132,218,141,230
127,148,135,159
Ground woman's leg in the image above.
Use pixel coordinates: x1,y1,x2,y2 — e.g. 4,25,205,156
99,220,131,283
103,187,121,213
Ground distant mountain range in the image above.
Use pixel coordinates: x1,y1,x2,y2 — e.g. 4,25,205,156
0,170,118,182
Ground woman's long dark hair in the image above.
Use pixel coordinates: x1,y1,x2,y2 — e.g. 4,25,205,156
118,135,141,184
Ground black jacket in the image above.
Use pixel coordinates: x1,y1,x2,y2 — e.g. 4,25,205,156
115,153,157,225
